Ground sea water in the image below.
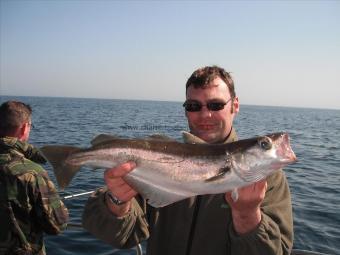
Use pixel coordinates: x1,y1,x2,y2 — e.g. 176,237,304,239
1,96,339,255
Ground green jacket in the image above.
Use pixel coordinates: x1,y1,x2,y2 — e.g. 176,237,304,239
82,129,293,255
0,137,69,255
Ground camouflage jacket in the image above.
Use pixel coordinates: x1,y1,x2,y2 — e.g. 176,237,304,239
0,137,69,255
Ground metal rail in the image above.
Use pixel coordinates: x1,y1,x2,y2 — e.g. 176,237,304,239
135,244,143,255
62,191,94,200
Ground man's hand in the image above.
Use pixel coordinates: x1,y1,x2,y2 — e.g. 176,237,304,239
104,161,138,217
225,179,267,235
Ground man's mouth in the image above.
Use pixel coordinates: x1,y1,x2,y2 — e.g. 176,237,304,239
197,124,216,131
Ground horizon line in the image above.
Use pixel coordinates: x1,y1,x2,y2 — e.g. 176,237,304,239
1,94,339,111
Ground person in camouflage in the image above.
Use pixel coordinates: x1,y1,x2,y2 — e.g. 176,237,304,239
0,100,69,255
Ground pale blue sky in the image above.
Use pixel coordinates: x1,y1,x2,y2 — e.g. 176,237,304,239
1,0,339,109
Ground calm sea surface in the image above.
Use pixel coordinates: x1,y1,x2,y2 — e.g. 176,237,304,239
1,96,339,255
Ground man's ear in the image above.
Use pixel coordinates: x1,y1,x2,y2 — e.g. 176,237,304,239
19,122,30,141
231,96,239,114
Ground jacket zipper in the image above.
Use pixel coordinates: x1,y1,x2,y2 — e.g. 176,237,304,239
185,195,202,255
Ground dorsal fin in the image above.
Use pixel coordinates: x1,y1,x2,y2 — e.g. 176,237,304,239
146,134,176,142
90,134,119,146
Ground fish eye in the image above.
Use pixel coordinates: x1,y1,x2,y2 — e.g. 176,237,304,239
258,136,272,150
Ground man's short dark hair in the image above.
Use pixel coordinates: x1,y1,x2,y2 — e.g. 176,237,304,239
185,65,236,98
0,101,32,137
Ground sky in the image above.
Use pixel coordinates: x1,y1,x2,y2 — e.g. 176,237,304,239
1,0,339,110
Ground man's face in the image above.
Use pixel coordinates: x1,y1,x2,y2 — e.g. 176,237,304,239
185,77,239,143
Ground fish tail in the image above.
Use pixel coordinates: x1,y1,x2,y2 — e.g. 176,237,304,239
40,145,81,190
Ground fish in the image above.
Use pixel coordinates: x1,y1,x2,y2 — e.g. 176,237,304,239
40,132,297,208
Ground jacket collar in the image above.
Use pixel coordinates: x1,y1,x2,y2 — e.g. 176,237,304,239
182,128,238,144
0,136,29,156
0,136,46,163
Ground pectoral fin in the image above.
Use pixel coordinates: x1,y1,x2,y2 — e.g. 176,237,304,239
204,166,230,182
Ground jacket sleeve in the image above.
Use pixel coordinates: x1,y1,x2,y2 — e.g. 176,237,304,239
82,188,149,249
228,170,293,255
30,169,69,234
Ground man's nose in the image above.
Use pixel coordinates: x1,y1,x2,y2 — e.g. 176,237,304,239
200,106,212,117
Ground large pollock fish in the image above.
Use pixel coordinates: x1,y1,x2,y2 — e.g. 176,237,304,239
40,132,297,207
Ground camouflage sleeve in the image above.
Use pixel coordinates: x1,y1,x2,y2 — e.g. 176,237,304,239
228,170,293,255
29,168,69,235
26,144,47,164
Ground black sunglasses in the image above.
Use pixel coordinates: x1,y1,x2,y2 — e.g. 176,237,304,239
183,98,232,112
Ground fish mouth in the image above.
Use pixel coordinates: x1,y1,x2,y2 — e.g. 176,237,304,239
276,133,297,163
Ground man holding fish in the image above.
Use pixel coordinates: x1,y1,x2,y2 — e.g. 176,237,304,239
81,66,294,254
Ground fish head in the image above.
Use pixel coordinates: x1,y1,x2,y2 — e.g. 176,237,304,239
231,132,297,183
